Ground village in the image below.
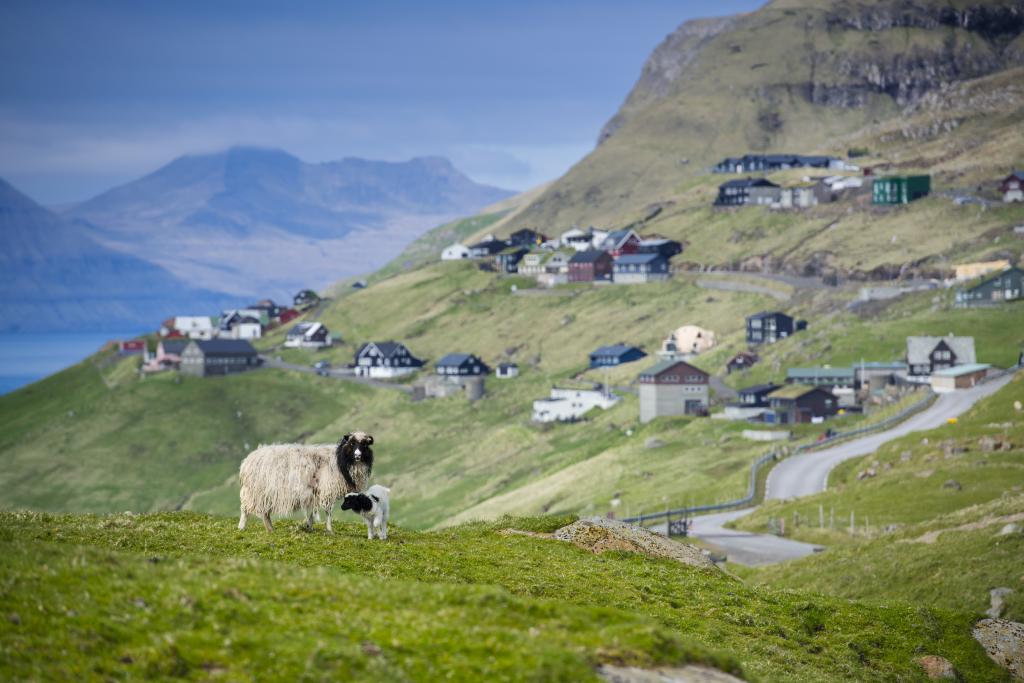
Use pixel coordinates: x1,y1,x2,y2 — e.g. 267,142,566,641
107,156,1023,438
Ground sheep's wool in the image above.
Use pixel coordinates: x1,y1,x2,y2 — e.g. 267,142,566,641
239,443,370,517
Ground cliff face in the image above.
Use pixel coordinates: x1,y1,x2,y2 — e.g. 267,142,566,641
513,0,1024,237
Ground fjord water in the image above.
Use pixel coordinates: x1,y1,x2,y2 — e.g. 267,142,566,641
0,332,139,395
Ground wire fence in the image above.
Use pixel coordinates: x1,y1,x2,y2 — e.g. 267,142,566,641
624,389,940,527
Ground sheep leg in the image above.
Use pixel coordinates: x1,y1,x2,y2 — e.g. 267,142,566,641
262,513,273,533
238,507,247,531
379,518,387,541
365,518,374,540
324,503,333,533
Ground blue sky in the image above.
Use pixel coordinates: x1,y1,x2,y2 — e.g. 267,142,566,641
0,0,762,204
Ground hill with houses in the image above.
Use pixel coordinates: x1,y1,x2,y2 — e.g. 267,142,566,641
2,2,1024,677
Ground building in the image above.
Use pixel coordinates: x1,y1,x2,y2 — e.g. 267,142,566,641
766,385,839,424
905,335,976,380
637,238,683,259
119,339,146,355
713,154,839,174
568,250,613,282
248,300,282,322
218,311,262,340
532,386,620,423
496,362,519,379
612,253,670,283
726,351,759,374
638,360,710,423
441,243,472,260
468,237,508,258
142,339,188,373
173,316,217,340
508,229,548,247
715,178,780,206
293,290,320,310
599,229,641,257
660,325,716,358
589,344,647,368
930,364,991,393
284,322,333,349
785,367,856,390
872,175,931,205
517,252,549,277
180,339,259,377
559,228,595,252
354,341,425,378
278,308,301,325
1000,171,1024,203
853,362,909,391
719,383,779,420
956,266,1024,307
748,183,783,207
494,246,529,273
436,353,490,377
953,260,1011,281
533,251,572,287
746,311,803,345
778,184,821,209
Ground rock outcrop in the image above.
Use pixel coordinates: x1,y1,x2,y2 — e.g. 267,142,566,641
552,517,716,569
598,664,746,683
972,618,1024,680
913,655,960,680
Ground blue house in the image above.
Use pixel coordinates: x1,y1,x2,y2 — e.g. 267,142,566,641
589,344,647,368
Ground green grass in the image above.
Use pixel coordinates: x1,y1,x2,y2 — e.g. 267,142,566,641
0,511,1010,682
734,374,1024,621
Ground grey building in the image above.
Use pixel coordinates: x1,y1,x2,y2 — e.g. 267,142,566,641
638,359,710,423
180,339,259,377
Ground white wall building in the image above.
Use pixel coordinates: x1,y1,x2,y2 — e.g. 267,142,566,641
532,386,620,423
441,243,472,260
174,316,216,340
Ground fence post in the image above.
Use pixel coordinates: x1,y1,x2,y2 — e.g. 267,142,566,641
819,504,824,529
849,510,855,535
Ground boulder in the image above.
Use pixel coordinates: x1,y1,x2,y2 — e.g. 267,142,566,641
553,517,715,569
598,664,746,683
913,655,959,680
972,618,1024,680
942,479,963,491
900,450,913,462
979,435,1014,452
998,523,1022,536
644,437,665,450
988,588,1014,619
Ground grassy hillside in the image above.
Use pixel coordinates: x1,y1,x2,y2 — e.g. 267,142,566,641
2,256,1021,531
0,511,1010,681
733,373,1024,620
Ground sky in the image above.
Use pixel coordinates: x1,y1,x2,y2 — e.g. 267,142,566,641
0,0,762,205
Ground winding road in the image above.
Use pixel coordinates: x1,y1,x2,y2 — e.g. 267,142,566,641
665,374,1015,565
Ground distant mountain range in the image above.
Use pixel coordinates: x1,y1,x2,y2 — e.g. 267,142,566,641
0,149,511,331
0,178,237,333
68,147,513,298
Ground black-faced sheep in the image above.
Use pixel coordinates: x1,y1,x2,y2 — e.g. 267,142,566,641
238,432,373,533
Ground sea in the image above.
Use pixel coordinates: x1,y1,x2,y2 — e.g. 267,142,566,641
0,332,142,395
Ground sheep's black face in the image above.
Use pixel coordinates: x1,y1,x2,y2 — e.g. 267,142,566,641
340,493,373,513
335,432,375,486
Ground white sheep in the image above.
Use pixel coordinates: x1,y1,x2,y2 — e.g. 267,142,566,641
238,432,374,533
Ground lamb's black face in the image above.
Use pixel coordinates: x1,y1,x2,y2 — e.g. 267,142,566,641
340,493,373,513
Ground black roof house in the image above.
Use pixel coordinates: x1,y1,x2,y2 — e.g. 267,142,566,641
746,311,805,345
436,353,490,376
589,344,647,368
715,178,780,206
736,383,780,408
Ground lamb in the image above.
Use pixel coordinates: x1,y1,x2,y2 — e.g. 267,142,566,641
238,432,374,533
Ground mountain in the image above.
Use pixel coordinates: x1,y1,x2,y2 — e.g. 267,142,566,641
0,178,236,332
69,147,513,298
507,0,1024,236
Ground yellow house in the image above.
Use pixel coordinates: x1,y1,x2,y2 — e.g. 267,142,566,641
954,260,1010,281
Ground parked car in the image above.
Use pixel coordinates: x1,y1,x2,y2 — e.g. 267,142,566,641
313,360,331,370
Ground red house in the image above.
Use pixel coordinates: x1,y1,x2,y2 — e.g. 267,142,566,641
568,250,613,282
600,229,641,257
119,339,146,355
278,308,301,324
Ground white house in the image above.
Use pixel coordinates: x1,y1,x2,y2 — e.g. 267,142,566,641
441,243,472,260
218,310,263,340
660,325,716,359
174,316,216,340
284,322,333,349
496,362,519,379
559,228,592,251
531,386,620,423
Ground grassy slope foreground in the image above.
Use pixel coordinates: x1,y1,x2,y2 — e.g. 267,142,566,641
0,512,1010,682
733,373,1024,622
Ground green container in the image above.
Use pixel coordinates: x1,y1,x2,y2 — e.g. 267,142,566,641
872,175,931,205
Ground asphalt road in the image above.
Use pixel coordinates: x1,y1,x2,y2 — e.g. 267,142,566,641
671,374,1015,565
259,356,414,394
